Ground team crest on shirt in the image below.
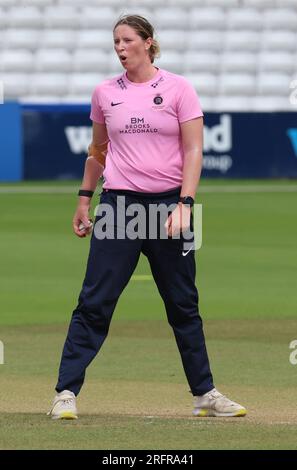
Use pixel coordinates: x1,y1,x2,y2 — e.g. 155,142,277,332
153,95,163,105
152,94,165,109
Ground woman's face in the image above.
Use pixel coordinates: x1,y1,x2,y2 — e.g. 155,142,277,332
113,24,151,70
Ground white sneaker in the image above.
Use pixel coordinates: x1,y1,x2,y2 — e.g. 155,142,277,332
47,390,78,420
193,388,247,417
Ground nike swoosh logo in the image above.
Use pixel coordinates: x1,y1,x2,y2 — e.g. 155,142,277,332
182,245,194,256
111,102,124,106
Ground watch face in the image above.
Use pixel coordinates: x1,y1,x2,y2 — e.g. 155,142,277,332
180,197,194,207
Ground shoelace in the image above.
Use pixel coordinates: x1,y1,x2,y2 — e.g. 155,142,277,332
207,391,236,405
60,398,74,407
47,396,74,415
207,390,224,399
208,391,238,407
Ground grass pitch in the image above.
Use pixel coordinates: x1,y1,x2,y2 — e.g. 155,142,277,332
0,179,297,449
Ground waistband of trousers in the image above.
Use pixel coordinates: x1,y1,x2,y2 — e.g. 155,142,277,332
101,187,181,199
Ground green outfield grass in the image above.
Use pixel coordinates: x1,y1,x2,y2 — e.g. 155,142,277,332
0,179,297,449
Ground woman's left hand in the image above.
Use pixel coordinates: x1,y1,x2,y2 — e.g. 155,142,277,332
165,203,191,238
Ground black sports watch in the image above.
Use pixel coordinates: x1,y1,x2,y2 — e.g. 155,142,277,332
178,196,194,207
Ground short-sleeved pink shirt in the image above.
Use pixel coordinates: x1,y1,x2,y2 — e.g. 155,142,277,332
90,67,203,192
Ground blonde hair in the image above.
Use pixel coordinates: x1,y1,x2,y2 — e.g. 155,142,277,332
113,14,160,64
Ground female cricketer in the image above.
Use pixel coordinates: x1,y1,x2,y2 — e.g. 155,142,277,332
48,14,246,420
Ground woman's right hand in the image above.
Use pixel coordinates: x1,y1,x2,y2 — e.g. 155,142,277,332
73,204,93,238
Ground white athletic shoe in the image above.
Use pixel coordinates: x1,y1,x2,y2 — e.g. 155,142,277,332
193,388,247,417
47,390,78,420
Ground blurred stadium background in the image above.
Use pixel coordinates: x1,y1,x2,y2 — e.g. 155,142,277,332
1,0,297,450
1,0,297,180
0,0,296,108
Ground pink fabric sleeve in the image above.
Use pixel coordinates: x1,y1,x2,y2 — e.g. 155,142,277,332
90,86,105,124
176,80,204,123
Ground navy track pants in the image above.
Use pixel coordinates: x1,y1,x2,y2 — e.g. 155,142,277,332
56,188,214,396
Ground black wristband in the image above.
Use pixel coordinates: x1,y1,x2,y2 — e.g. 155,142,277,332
78,189,94,198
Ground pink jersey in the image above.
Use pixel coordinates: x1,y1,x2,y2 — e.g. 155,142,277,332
90,67,203,192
